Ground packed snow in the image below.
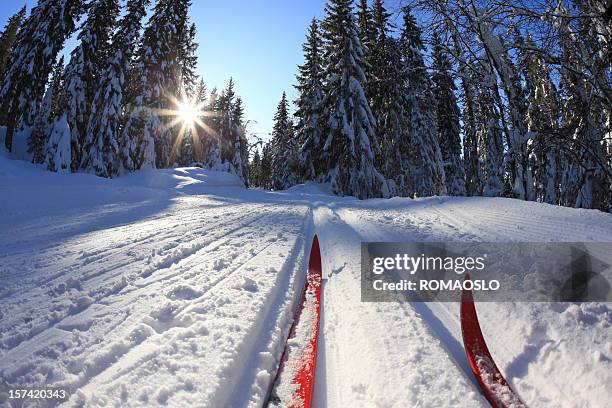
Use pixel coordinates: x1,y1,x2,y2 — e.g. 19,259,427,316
1,152,611,407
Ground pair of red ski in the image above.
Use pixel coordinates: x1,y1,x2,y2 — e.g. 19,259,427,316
269,236,524,408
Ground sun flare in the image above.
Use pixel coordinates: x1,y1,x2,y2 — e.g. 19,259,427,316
177,101,199,126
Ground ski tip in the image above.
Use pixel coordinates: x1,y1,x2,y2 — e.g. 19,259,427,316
460,273,526,408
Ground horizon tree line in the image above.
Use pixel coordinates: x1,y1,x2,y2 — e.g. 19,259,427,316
0,0,609,212
250,0,611,213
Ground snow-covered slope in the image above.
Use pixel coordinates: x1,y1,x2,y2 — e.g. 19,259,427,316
313,196,612,408
1,156,611,407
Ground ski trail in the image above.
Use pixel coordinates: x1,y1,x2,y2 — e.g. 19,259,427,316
0,204,270,354
330,197,612,407
0,195,314,408
312,204,486,407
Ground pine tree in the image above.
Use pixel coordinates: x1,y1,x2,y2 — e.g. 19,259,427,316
203,86,223,169
431,32,465,196
356,0,376,99
356,0,375,51
218,79,236,163
28,56,65,164
0,0,83,151
320,0,388,199
28,89,52,164
230,95,249,185
200,79,248,183
122,0,191,170
169,17,199,166
64,0,118,171
177,129,195,166
400,6,446,197
191,78,207,163
259,142,273,189
178,23,198,95
296,18,324,181
250,148,261,187
43,57,71,172
271,92,297,189
0,6,26,87
81,0,150,178
368,0,408,196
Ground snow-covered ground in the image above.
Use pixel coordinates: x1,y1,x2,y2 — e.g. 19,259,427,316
1,153,611,407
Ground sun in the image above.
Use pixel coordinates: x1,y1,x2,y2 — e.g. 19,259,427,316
155,92,220,164
177,101,199,126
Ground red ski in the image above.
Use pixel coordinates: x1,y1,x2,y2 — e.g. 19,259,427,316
461,275,526,408
268,235,322,408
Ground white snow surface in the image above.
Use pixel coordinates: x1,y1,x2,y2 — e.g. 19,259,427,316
1,156,611,408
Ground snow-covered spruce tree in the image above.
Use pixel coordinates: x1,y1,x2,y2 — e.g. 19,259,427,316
122,0,190,171
319,0,388,199
356,0,375,52
249,148,261,187
203,86,223,169
177,129,195,167
231,95,249,185
64,0,118,172
169,21,199,167
431,32,465,196
399,6,446,197
201,80,248,183
368,0,409,196
0,0,83,152
259,142,273,189
295,18,325,182
356,0,376,99
28,56,66,164
28,64,57,164
81,0,150,178
43,57,71,172
190,78,207,163
217,79,236,164
178,23,198,96
28,92,52,164
0,6,26,87
271,92,297,189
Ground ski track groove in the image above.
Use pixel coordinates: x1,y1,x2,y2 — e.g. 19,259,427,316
0,204,270,353
313,205,486,407
0,197,312,408
0,202,258,299
3,175,611,408
66,205,310,406
328,205,484,381
328,198,612,407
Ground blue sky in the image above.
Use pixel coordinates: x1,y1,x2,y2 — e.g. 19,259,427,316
0,0,333,142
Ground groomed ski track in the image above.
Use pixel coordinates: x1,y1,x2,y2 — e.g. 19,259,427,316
1,164,611,407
